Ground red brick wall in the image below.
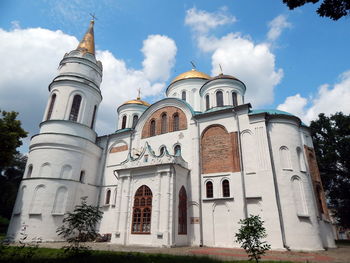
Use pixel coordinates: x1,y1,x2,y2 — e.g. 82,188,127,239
141,106,187,138
305,145,330,219
110,145,128,153
201,125,241,174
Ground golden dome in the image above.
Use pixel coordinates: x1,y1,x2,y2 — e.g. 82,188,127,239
122,98,150,107
170,69,211,84
76,20,95,55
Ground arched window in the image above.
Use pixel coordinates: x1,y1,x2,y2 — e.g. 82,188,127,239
132,185,152,234
206,181,213,198
205,94,210,110
150,120,156,136
27,164,33,178
232,92,238,107
122,115,127,129
161,113,167,134
173,113,179,131
291,176,308,216
52,187,68,214
174,145,181,156
105,189,111,205
178,186,187,235
79,171,85,183
297,147,306,172
46,93,56,120
159,146,165,156
216,91,223,107
69,94,82,122
222,179,230,197
132,115,138,128
280,146,292,170
30,185,45,214
90,105,97,128
181,91,186,101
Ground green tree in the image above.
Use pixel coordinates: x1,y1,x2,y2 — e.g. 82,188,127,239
56,197,103,256
0,110,27,173
282,0,350,20
235,215,271,263
310,112,350,228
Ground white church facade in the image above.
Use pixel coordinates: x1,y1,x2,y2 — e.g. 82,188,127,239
7,20,336,251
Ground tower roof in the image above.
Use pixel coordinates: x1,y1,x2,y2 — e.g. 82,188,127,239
76,20,95,55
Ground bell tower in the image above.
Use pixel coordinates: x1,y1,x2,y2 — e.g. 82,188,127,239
7,20,104,242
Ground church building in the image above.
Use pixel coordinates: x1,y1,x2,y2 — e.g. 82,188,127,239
7,20,336,250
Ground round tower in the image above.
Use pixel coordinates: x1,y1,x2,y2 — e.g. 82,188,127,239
7,20,104,242
117,94,150,130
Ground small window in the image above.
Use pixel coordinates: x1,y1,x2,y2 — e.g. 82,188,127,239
46,94,56,120
205,94,210,110
27,164,33,178
222,179,230,197
216,91,223,107
174,145,181,156
132,115,138,128
105,189,111,205
232,92,237,107
69,94,82,122
161,113,167,134
173,113,179,131
79,171,85,183
90,105,97,128
150,120,156,136
181,91,186,101
159,146,165,156
122,115,127,129
206,181,213,198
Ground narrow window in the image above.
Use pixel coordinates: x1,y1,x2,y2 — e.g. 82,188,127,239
52,187,68,214
206,181,213,198
159,146,165,156
161,113,167,134
182,91,186,101
79,171,85,183
205,94,210,110
150,120,156,136
122,115,127,129
216,91,223,107
174,145,181,156
178,186,187,235
222,179,230,197
69,95,82,122
132,185,152,234
297,147,306,172
90,105,97,128
27,164,33,178
105,189,111,205
132,115,138,128
173,113,179,131
46,94,56,120
232,92,238,107
316,186,324,214
280,146,292,170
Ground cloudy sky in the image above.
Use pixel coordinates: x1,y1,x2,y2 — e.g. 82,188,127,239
1,0,349,153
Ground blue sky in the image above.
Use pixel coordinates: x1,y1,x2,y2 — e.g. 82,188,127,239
1,0,349,153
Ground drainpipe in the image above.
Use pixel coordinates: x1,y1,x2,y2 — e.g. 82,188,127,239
265,118,289,250
195,118,204,247
233,110,248,218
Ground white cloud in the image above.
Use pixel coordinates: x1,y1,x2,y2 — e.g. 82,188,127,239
267,15,291,42
141,35,177,82
185,8,284,107
277,70,350,123
185,7,236,34
0,27,177,150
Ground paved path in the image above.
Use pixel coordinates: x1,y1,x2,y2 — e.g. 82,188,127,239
40,242,350,262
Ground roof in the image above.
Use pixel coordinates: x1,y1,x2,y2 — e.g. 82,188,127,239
121,98,150,107
249,109,295,116
170,69,211,85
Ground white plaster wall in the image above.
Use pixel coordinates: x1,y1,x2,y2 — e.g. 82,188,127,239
117,104,148,130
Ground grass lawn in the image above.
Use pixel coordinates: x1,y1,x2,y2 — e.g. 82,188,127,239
0,246,294,263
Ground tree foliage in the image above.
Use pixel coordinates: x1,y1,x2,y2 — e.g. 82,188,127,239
235,215,271,263
0,110,27,172
56,197,103,255
0,110,27,224
310,112,350,228
282,0,350,20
